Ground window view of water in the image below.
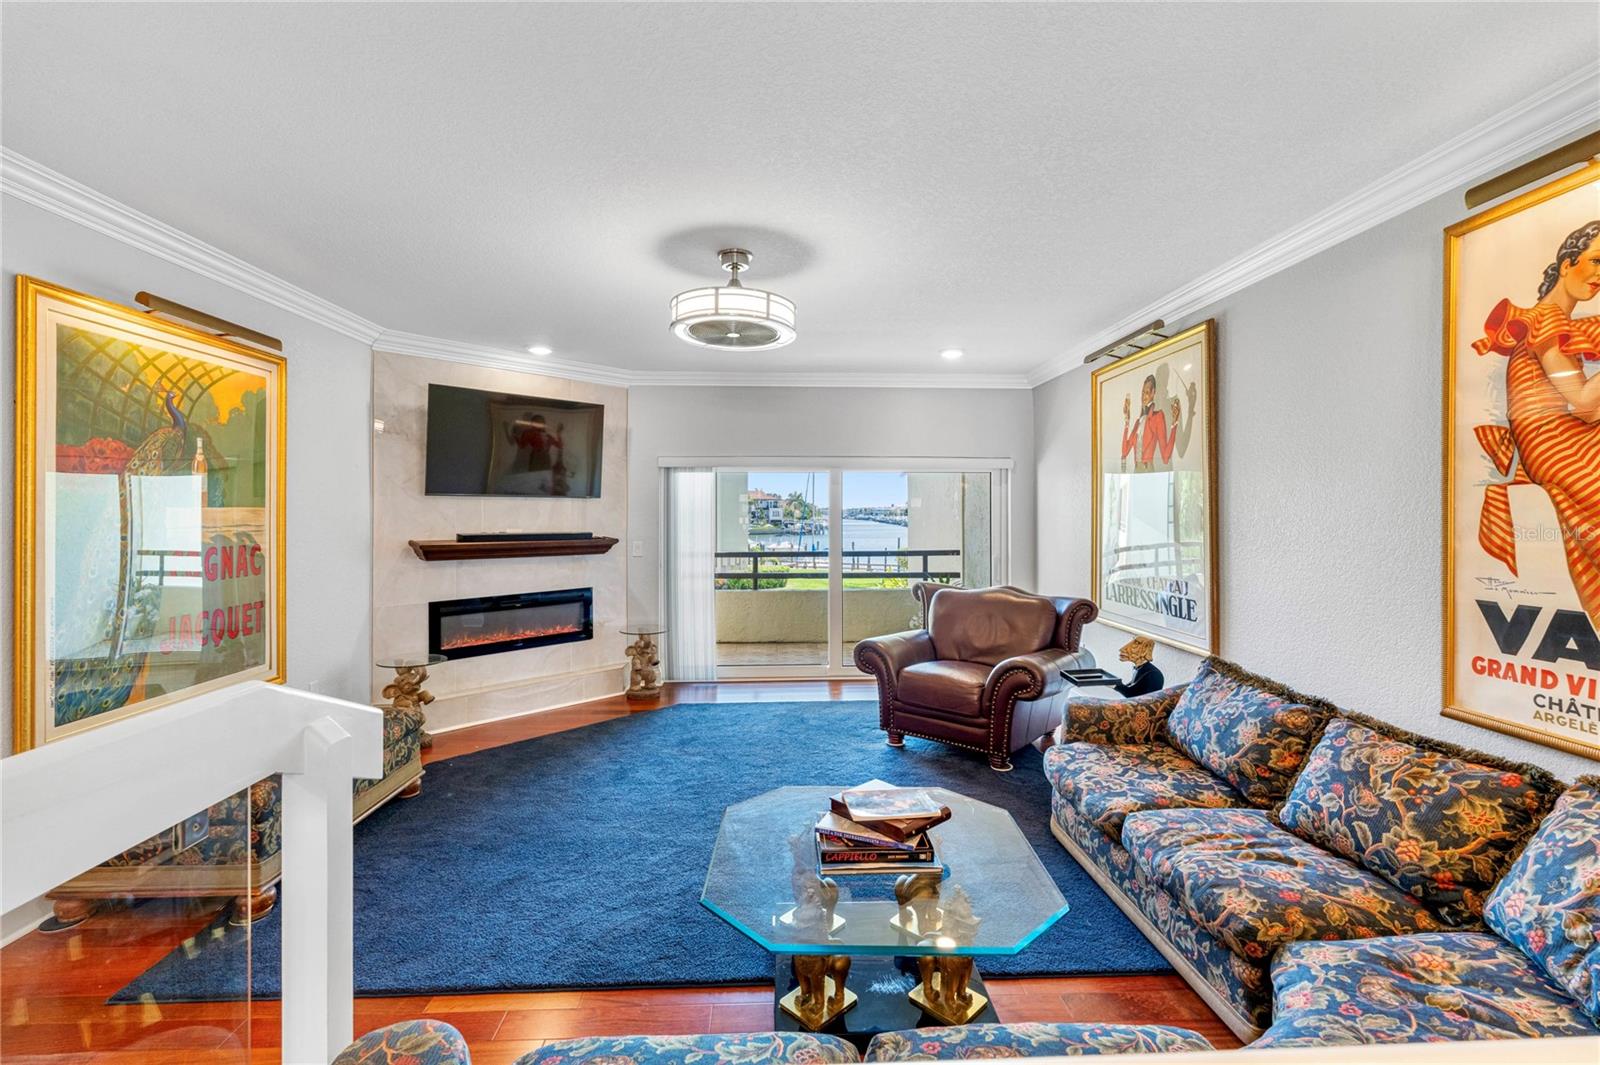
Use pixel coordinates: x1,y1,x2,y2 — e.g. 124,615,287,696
714,468,991,670
746,518,907,553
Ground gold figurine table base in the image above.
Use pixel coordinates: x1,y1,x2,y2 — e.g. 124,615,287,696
772,954,998,1049
908,956,989,1026
780,956,856,1031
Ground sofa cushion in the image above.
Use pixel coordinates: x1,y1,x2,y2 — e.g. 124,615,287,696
1162,658,1331,806
1044,742,1246,841
1051,793,1275,1033
898,661,990,715
1254,932,1600,1047
864,1022,1212,1059
927,586,1055,665
1278,717,1559,925
1123,807,1446,963
336,1020,470,1065
517,1033,861,1065
1059,686,1187,746
1485,776,1600,1022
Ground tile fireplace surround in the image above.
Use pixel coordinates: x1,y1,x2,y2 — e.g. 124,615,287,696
371,349,629,733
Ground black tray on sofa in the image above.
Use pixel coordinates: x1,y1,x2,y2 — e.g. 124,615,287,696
1060,667,1122,687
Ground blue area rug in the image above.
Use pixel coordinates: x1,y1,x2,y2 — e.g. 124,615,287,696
113,700,1169,1001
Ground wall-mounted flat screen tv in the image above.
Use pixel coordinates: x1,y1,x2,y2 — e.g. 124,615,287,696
424,383,604,498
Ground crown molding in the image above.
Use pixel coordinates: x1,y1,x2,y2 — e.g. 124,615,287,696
626,368,1033,389
373,330,638,387
0,148,384,344
0,146,1031,389
1026,60,1600,388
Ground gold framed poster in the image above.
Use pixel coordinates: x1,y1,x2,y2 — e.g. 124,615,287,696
1443,161,1600,760
13,276,286,751
1091,320,1218,655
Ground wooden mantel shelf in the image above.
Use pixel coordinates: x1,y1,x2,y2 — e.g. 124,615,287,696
408,536,619,562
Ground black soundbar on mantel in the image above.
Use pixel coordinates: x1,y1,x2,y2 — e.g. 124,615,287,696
455,532,594,543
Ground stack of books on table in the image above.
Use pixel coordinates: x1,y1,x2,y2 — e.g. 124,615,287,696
813,779,951,876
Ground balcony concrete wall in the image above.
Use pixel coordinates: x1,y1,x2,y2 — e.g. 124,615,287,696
715,588,917,643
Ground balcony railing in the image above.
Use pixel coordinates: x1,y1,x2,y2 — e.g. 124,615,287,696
714,548,960,587
0,682,382,1064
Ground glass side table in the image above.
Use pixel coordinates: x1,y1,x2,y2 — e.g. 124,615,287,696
620,624,665,700
702,786,1068,1044
376,653,446,748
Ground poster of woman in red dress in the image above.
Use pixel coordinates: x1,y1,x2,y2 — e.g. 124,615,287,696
1093,321,1217,655
1444,161,1600,759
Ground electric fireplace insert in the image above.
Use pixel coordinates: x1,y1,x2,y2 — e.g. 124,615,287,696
428,587,593,660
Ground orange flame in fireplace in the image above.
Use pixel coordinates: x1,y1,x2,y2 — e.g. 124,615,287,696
441,622,584,651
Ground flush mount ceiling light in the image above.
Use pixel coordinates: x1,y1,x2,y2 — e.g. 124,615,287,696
526,344,553,356
669,248,796,351
940,348,965,361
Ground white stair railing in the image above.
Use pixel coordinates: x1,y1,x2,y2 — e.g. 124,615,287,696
0,681,383,1064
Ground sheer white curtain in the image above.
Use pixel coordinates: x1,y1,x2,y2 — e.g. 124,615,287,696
663,467,717,680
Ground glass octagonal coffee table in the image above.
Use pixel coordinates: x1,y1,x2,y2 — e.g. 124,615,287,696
702,786,1068,1044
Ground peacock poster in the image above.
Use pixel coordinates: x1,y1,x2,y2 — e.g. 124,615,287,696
14,277,285,750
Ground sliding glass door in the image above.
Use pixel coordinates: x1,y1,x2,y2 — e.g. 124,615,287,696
707,464,1006,678
838,471,997,670
714,469,831,670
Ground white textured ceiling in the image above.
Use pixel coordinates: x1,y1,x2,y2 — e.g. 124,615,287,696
2,3,1596,379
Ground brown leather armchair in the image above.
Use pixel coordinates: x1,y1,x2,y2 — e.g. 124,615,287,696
853,584,1099,771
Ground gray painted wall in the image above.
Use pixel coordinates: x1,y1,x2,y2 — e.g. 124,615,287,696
1032,180,1596,782
626,385,1036,629
1,198,374,756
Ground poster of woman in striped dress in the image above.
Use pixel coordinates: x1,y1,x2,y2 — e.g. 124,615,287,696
1444,162,1600,759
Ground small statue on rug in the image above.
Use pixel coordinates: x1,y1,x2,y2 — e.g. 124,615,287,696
1113,636,1164,697
624,632,661,699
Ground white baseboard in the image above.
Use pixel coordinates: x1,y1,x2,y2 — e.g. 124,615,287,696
1,896,51,946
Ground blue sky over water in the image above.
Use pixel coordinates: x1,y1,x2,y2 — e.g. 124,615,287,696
744,470,908,508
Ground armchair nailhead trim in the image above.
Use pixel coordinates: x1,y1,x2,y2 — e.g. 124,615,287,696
892,727,989,755
987,665,1044,760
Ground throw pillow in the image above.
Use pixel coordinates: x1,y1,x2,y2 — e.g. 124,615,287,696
1484,777,1600,1023
1279,717,1558,925
1163,658,1331,806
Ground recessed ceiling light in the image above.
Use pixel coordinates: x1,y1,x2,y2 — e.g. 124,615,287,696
939,348,964,361
527,344,553,356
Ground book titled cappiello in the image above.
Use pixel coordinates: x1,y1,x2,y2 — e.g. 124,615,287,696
812,779,948,875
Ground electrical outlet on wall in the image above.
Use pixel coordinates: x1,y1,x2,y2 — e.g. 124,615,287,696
631,540,644,557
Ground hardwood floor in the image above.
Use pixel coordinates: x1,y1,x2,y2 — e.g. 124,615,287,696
0,680,1243,1062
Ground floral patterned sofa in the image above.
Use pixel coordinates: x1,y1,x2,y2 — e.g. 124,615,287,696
1044,656,1599,1047
332,1021,1214,1065
1253,775,1600,1047
46,704,425,928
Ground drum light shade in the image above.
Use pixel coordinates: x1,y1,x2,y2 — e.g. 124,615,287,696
669,248,797,351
